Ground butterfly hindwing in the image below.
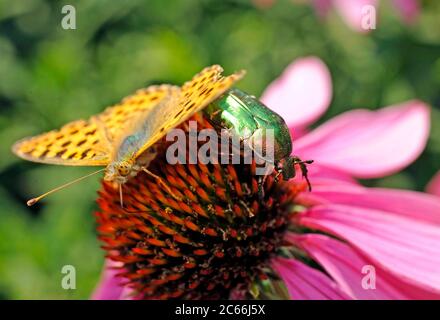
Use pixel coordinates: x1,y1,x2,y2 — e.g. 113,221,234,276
12,85,179,166
12,119,111,166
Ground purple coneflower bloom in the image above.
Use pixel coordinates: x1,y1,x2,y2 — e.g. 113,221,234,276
93,57,439,300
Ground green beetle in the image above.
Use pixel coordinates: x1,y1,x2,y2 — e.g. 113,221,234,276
204,88,313,190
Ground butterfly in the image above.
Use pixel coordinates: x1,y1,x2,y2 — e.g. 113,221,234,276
12,65,245,206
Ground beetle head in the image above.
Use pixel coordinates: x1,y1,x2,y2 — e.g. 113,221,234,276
277,157,296,180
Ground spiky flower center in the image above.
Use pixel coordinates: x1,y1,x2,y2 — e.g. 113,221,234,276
96,115,305,299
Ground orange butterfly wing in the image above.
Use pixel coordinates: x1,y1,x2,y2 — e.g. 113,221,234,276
130,65,245,159
12,85,179,166
12,119,111,166
12,66,244,166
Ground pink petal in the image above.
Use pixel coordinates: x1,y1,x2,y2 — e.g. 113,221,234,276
295,204,440,292
91,260,127,300
297,184,440,225
333,0,378,32
261,57,332,133
393,0,420,24
290,233,440,299
427,171,440,197
271,257,351,300
294,100,430,178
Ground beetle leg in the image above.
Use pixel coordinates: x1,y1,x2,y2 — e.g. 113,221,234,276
274,169,282,182
292,156,314,191
258,176,265,200
239,200,254,218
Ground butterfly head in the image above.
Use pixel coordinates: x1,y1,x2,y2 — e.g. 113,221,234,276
105,159,140,184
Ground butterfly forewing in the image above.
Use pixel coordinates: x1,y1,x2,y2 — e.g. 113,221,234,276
97,84,180,146
111,87,181,161
12,65,245,169
131,65,245,159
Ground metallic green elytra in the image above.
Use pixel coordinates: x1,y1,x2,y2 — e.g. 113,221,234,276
204,88,313,189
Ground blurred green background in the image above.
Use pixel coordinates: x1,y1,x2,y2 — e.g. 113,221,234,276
0,0,439,299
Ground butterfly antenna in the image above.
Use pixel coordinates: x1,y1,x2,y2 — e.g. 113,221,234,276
141,167,181,201
119,183,124,208
27,168,106,206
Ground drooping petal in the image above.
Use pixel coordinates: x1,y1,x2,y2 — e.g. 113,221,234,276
91,260,127,300
296,184,440,225
295,204,440,292
393,0,420,24
427,171,440,197
271,257,350,300
261,57,332,133
289,233,440,299
333,0,378,32
294,101,430,178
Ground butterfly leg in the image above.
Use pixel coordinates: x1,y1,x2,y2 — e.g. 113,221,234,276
141,168,182,201
119,183,124,208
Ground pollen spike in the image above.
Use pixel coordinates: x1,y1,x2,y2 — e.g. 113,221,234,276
26,168,106,206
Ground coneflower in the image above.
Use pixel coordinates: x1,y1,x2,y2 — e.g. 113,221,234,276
93,57,440,300
96,113,304,299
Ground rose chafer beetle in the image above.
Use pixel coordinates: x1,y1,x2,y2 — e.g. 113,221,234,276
204,88,313,191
